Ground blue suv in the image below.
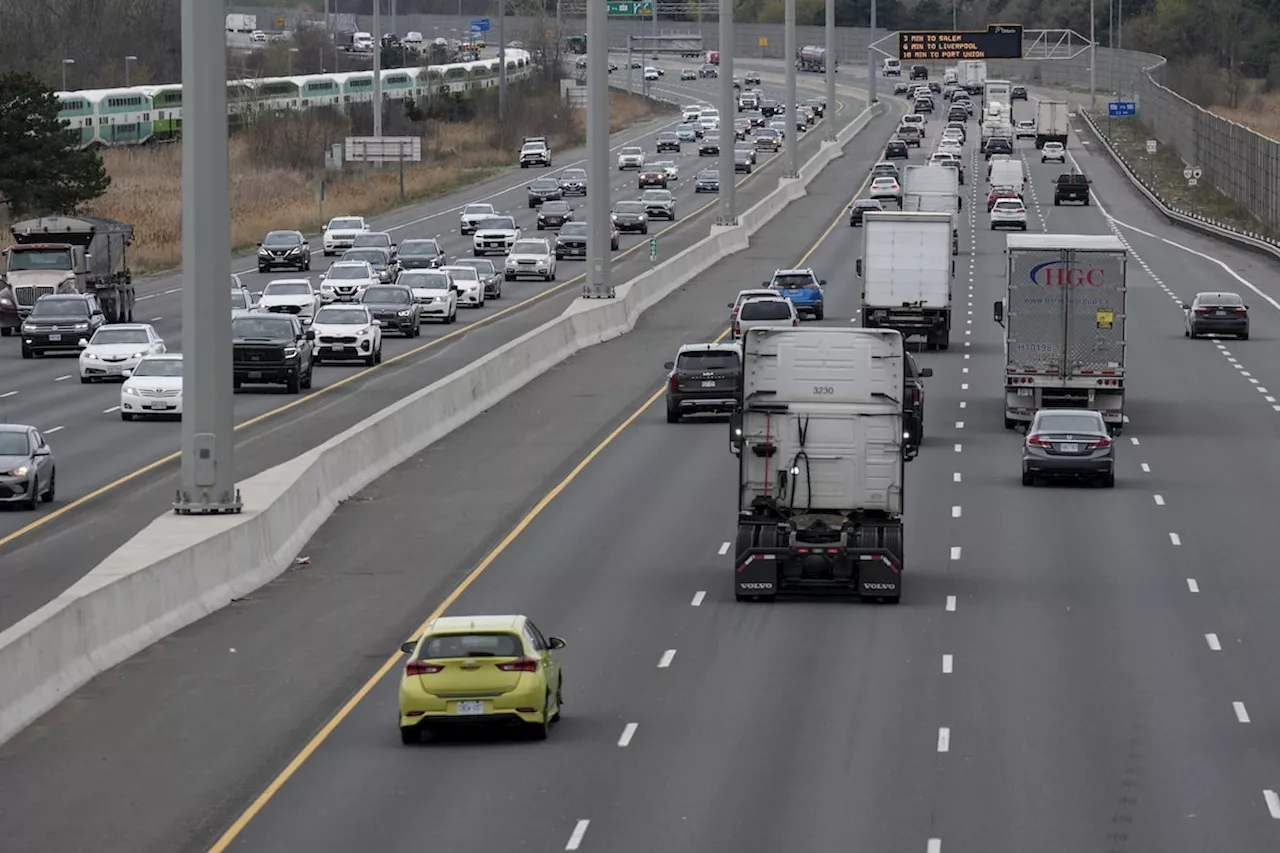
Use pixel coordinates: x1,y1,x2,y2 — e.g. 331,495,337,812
765,268,825,320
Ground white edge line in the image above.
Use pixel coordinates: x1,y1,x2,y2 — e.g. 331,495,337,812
1265,790,1280,819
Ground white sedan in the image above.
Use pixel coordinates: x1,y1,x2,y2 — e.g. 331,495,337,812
311,303,383,365
259,279,322,325
79,323,165,383
399,269,459,323
1041,141,1067,163
441,265,485,307
119,353,183,421
870,176,903,207
990,198,1028,230
503,238,557,282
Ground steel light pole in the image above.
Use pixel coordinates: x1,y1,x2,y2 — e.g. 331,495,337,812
1089,0,1096,110
783,0,798,177
825,0,835,141
125,55,137,87
288,47,299,76
373,0,383,137
585,0,612,298
61,58,74,91
716,0,736,225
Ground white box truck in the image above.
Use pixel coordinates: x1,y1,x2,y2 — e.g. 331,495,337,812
901,164,962,256
957,60,986,93
988,159,1025,194
984,79,1012,107
1034,100,1070,148
994,234,1128,432
856,211,954,350
730,326,911,602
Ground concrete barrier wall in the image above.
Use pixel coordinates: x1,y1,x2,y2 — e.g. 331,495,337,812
0,94,884,747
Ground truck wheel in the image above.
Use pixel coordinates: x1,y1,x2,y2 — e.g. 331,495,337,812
0,328,10,337
21,346,32,359
286,373,300,394
667,404,681,423
1004,418,1017,430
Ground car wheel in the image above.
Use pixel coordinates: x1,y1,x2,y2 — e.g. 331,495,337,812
374,346,383,365
23,478,39,511
551,677,563,722
528,694,551,741
1189,326,1198,339
1022,471,1034,486
400,726,422,745
80,375,91,384
41,468,56,503
286,373,300,394
300,366,313,390
1101,473,1116,488
1240,332,1249,340
21,346,32,359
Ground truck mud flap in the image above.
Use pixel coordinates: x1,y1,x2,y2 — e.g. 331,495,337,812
734,546,903,601
853,551,901,600
735,550,783,598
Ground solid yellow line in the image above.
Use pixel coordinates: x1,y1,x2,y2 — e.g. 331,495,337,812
206,125,880,853
0,115,837,552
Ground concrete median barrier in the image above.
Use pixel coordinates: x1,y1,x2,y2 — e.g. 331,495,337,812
0,97,884,747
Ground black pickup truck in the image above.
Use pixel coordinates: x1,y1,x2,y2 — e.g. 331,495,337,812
1054,173,1092,205
231,313,315,393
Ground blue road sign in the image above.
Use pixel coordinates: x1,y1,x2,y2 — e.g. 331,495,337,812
1108,101,1137,117
471,17,490,32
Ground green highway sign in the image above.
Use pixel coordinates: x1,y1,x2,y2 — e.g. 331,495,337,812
608,1,653,15
648,236,658,262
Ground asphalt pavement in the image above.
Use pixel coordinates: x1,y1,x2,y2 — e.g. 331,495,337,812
0,70,863,633
8,74,1280,853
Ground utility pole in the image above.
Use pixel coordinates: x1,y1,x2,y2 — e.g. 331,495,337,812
176,0,239,515
1089,0,1096,110
824,0,835,141
783,0,798,177
716,0,736,225
585,0,612,298
125,55,137,87
867,0,877,104
498,0,507,120
373,0,383,137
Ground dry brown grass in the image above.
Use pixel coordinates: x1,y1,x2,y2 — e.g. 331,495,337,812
2,92,673,273
1210,92,1280,140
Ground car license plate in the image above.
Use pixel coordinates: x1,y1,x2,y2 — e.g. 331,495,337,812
148,402,169,410
455,701,485,715
247,370,262,379
702,380,716,387
48,334,61,341
1059,442,1079,452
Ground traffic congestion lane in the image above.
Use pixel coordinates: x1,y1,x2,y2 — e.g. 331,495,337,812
0,72,757,397
0,103,855,632
0,90,873,631
0,105,904,853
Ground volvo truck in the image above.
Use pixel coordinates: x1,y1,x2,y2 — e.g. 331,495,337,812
856,211,954,351
730,326,911,603
994,233,1128,432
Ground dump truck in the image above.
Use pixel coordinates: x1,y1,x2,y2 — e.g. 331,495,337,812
994,233,1128,432
856,211,955,351
730,326,912,602
901,164,962,256
0,216,136,333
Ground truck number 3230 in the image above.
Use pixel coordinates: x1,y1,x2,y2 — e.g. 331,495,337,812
812,386,835,395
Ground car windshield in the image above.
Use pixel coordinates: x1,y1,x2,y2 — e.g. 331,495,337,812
399,272,451,290
621,147,642,155
699,171,719,180
132,358,183,378
856,200,882,209
352,234,391,247
230,291,247,309
478,217,516,230
362,287,410,304
344,249,385,264
463,204,494,216
1198,293,1243,306
233,317,295,337
0,432,30,455
91,328,149,345
316,307,370,324
327,266,368,280
329,218,363,230
560,223,587,236
444,267,478,281
263,231,301,247
757,129,778,138
399,241,440,256
642,191,671,201
531,179,558,190
773,273,816,288
452,260,494,274
678,351,739,370
740,300,791,320
31,298,88,317
7,247,72,271
510,240,546,255
678,124,695,132
542,201,569,213
264,282,310,296
421,632,522,659
1036,414,1104,434
562,170,586,180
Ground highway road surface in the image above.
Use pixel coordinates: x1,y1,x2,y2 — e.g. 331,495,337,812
0,68,863,634
4,69,1280,853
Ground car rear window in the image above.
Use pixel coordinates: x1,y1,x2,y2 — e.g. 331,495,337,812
740,300,792,320
1036,414,1105,434
772,273,816,288
678,351,739,370
1199,293,1243,306
421,633,522,659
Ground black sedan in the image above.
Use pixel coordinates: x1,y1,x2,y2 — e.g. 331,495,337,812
536,200,574,230
397,238,446,270
699,135,721,156
1184,291,1249,339
1021,409,1116,487
849,198,884,226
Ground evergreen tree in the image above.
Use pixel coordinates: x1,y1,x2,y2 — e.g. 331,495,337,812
0,71,110,218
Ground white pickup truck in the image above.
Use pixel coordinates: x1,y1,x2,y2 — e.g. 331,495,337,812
519,136,552,168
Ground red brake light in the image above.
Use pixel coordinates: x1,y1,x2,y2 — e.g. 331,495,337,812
792,317,799,326
1086,436,1112,448
669,373,678,392
912,387,920,405
1026,435,1052,447
406,660,443,675
1231,306,1247,313
497,658,539,672
1193,307,1211,314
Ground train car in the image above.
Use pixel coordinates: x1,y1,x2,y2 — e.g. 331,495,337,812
299,75,342,107
90,88,154,145
336,70,376,105
55,92,96,147
380,69,418,100
256,78,302,112
149,85,183,139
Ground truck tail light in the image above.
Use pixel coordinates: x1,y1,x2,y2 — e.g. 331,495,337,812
669,373,679,392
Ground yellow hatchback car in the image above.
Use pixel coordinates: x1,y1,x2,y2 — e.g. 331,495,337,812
398,614,566,744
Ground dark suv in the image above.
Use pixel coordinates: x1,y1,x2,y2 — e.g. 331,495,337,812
231,313,315,393
910,64,928,79
360,284,420,337
984,137,1013,159
258,230,311,272
903,352,933,449
527,177,562,208
20,293,105,358
656,131,681,153
664,343,741,423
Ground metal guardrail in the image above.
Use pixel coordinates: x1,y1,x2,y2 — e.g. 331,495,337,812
1077,107,1280,262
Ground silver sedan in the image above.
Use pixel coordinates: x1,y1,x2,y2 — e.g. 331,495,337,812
1021,409,1115,488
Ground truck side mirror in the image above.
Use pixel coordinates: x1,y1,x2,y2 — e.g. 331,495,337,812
993,300,1004,325
855,259,863,277
919,367,933,377
728,411,744,452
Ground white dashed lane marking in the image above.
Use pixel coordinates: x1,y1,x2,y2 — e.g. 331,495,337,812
717,541,730,555
618,722,639,746
44,426,65,434
945,595,957,612
950,546,961,561
1153,495,1165,506
55,374,71,382
658,649,676,668
0,391,16,398
942,654,953,673
1265,790,1280,819
1169,532,1182,546
937,727,951,752
1206,633,1221,651
103,405,120,413
690,591,706,606
1233,702,1251,723
1187,578,1200,593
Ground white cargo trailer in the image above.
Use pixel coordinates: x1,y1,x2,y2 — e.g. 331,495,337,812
994,233,1128,432
957,59,987,93
1034,100,1070,148
857,211,954,350
730,326,911,602
902,165,962,256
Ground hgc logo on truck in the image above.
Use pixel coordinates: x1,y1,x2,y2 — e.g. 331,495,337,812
1029,260,1106,286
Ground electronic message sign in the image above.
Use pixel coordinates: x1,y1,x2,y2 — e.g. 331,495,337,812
898,25,1024,61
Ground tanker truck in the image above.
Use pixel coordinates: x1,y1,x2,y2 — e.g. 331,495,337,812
0,216,136,333
796,45,835,72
